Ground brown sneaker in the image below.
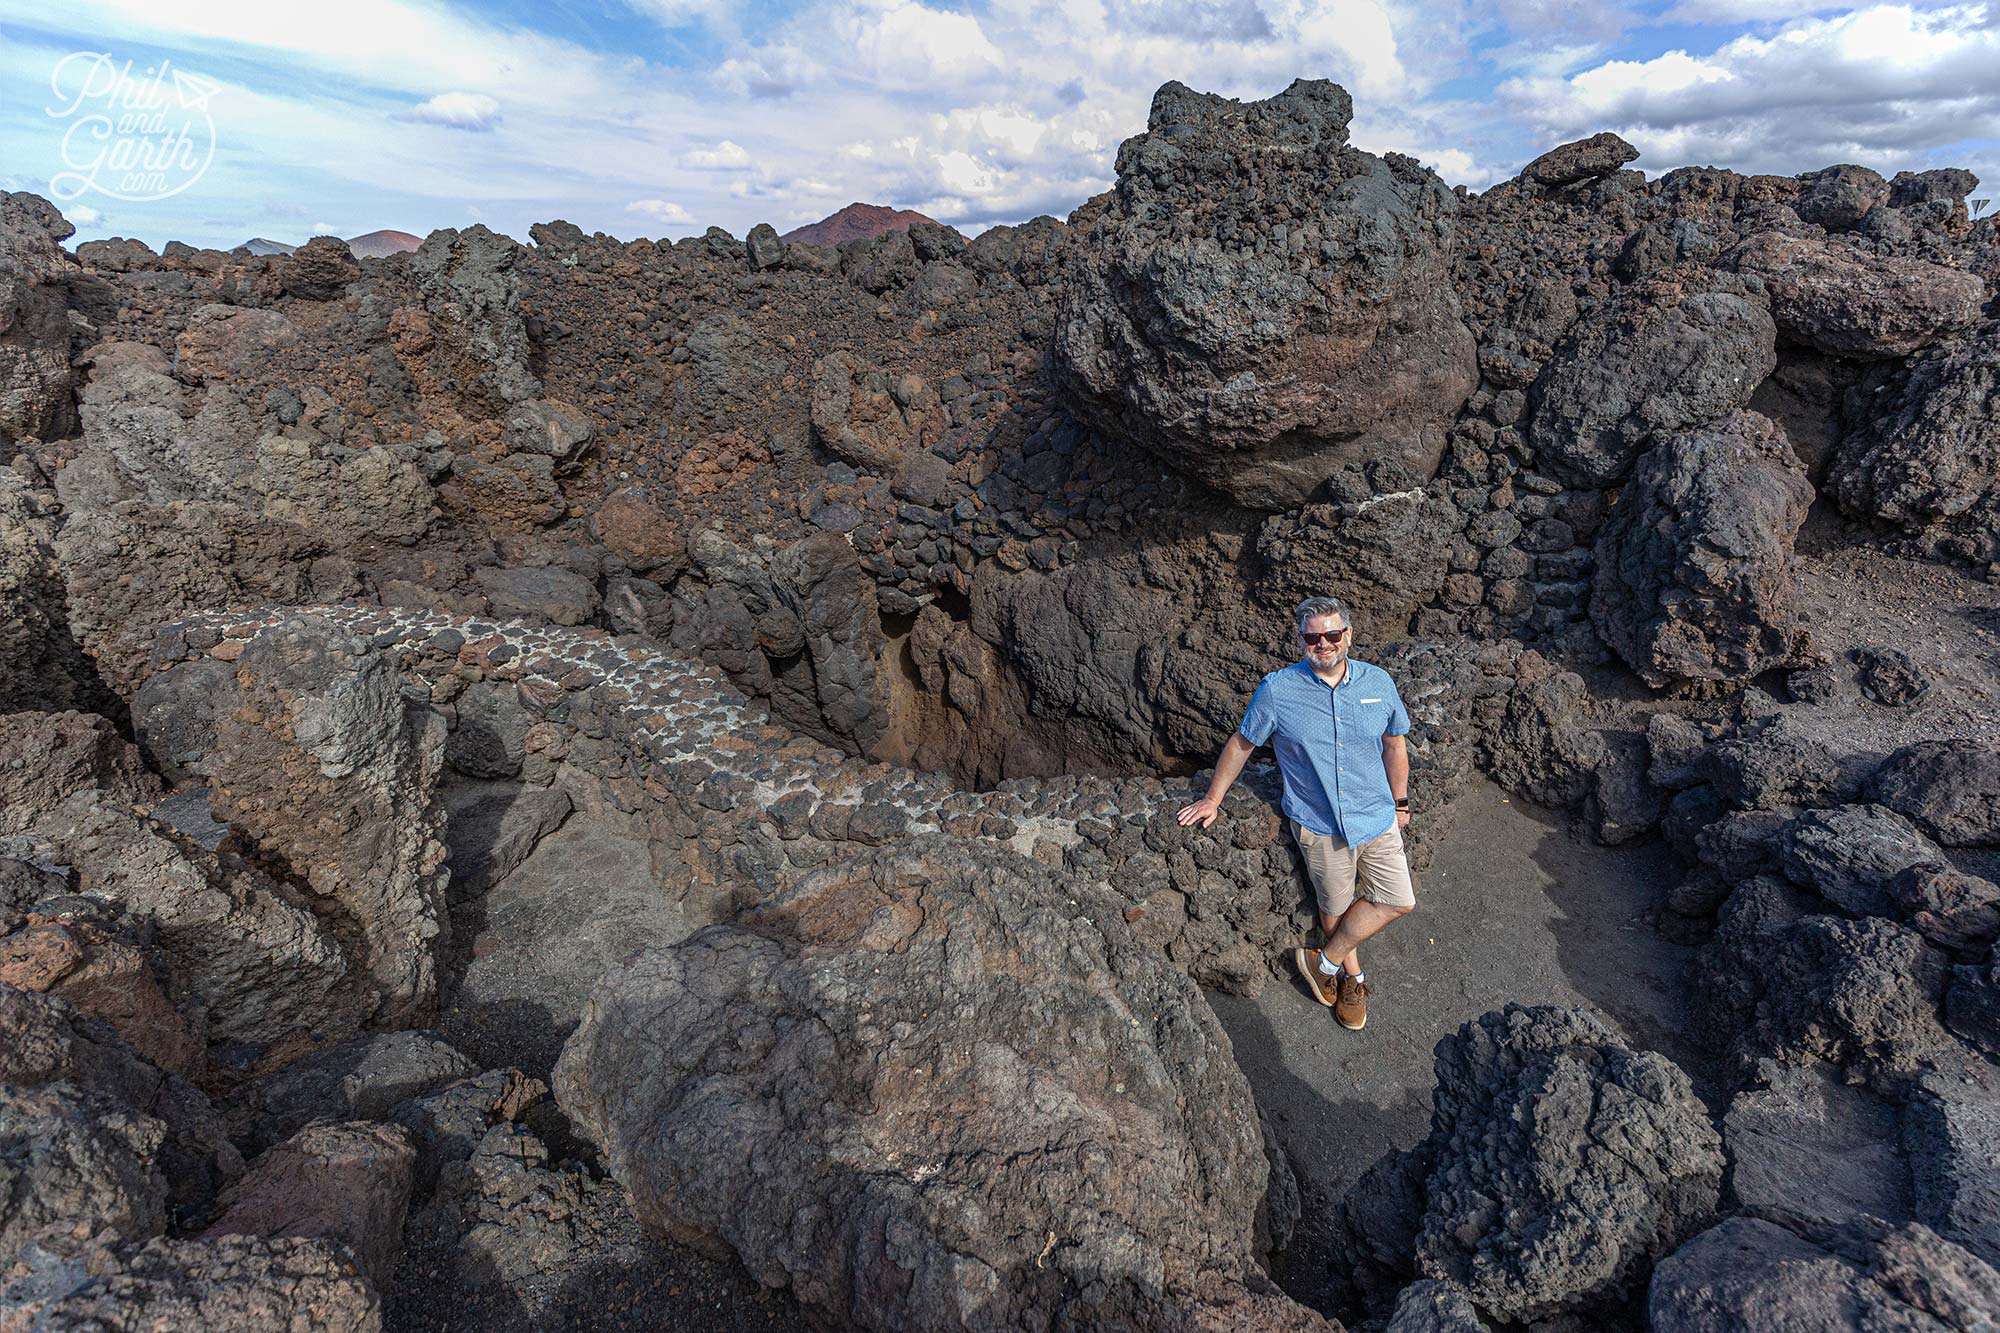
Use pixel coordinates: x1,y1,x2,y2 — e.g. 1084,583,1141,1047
1295,948,1337,1006
1335,973,1369,1030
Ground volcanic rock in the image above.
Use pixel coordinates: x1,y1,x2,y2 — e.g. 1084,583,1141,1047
1519,132,1638,188
1649,1215,2000,1332
1889,168,1981,230
1791,164,1890,230
0,1080,167,1266
1590,410,1811,687
1869,739,2000,847
1722,1062,1911,1226
0,985,241,1228
1255,483,1459,639
409,224,540,407
809,350,943,470
589,487,687,577
1706,711,1861,810
744,222,784,270
205,618,450,1026
1727,230,1984,358
1775,803,1948,917
1049,79,1476,510
1854,643,1932,706
173,305,300,384
501,397,593,470
203,1120,416,1286
0,1231,380,1332
1481,651,1603,808
1826,333,2000,564
420,1123,598,1291
389,1067,547,1194
0,902,199,1076
1947,960,2000,1058
1904,1079,2000,1267
471,565,599,626
442,781,573,897
0,712,355,1066
1407,1006,1722,1322
1645,714,1711,792
0,474,111,715
54,363,436,689
0,710,156,817
844,228,919,293
0,191,81,450
248,1030,477,1151
0,191,76,283
1527,274,1776,488
555,836,1320,1330
279,237,363,301
1889,864,2000,956
1694,877,1951,1084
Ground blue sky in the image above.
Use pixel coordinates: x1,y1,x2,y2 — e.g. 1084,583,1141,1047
4,0,1996,252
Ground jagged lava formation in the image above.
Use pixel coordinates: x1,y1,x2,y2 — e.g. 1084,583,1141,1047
1,77,1998,1331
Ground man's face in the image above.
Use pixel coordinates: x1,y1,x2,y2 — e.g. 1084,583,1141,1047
1299,614,1350,670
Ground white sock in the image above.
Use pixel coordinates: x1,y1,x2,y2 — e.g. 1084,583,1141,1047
1318,953,1342,977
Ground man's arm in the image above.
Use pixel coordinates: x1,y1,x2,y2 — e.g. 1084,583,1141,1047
1383,733,1410,830
1176,732,1257,827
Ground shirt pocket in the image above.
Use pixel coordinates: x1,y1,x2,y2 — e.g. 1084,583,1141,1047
1349,699,1394,737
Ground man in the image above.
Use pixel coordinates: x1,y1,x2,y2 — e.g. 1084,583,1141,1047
1176,596,1416,1031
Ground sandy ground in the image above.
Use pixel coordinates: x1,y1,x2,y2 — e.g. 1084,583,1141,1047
1208,776,1706,1305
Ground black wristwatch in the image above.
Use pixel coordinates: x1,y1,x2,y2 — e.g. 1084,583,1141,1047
1394,798,1410,810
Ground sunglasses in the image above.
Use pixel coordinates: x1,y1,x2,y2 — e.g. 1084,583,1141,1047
1300,628,1349,645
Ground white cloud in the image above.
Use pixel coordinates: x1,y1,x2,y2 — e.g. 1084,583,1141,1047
402,91,502,131
838,0,1007,84
626,198,693,223
714,46,819,99
311,220,337,233
683,139,752,169
1502,3,2000,179
934,149,998,195
49,0,618,115
930,106,1050,158
65,203,104,225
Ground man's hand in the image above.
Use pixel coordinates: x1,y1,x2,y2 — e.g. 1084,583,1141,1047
1177,796,1221,828
1396,808,1411,832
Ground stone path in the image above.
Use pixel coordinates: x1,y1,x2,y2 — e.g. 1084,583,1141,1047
149,601,1188,854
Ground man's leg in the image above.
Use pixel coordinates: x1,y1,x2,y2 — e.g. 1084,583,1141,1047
1325,827,1418,1028
1319,898,1412,967
1294,824,1355,1006
1319,908,1359,977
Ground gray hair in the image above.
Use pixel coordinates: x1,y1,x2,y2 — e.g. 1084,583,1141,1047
1295,596,1350,632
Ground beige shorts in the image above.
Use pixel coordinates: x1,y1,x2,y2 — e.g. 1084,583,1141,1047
1292,821,1417,917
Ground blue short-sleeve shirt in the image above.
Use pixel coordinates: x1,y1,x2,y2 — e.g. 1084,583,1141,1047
1237,658,1410,846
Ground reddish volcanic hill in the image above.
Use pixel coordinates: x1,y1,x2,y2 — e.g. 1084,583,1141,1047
780,202,936,246
346,229,422,259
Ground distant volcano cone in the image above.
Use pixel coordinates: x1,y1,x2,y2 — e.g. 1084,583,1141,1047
780,202,935,246
346,229,421,259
